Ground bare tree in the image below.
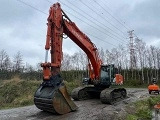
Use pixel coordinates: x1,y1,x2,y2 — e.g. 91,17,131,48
0,50,8,70
61,53,72,71
36,62,42,72
150,46,157,80
118,44,129,80
78,51,88,70
99,48,105,64
134,38,146,83
105,49,113,64
13,51,23,71
3,55,12,71
24,62,35,72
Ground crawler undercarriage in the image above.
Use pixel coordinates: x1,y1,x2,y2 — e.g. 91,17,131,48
71,86,127,104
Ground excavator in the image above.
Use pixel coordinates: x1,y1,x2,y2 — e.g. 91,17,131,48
148,78,160,94
34,2,127,115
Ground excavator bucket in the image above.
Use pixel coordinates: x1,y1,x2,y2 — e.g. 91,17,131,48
34,74,78,114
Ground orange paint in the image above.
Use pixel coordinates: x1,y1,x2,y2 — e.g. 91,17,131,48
115,74,123,85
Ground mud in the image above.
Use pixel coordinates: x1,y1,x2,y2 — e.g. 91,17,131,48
0,88,149,120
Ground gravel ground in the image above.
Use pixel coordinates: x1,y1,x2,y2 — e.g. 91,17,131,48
0,88,149,120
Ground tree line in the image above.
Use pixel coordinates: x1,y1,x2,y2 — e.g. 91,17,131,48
0,38,160,84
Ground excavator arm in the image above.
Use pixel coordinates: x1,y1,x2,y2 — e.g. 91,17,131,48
63,20,102,80
42,2,102,82
41,3,63,80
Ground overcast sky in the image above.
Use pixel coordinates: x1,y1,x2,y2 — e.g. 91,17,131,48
0,0,160,66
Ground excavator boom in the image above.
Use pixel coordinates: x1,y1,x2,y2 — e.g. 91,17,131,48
63,20,102,80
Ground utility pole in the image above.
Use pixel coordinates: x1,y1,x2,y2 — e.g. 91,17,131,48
128,30,136,79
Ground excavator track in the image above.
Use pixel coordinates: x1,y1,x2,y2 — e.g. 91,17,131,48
71,86,127,105
34,75,78,114
71,86,90,100
100,88,127,104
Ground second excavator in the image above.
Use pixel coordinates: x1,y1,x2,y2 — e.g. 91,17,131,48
34,2,127,114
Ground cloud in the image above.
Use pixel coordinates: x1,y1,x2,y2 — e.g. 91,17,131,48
124,0,160,38
0,0,34,27
0,0,160,66
0,0,48,66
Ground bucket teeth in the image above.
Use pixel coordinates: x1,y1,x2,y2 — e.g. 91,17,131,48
59,85,78,111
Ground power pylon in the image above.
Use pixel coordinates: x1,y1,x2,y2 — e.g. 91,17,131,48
128,30,136,69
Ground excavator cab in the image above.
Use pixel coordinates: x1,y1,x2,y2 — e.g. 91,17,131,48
98,64,123,87
100,65,116,87
81,64,118,87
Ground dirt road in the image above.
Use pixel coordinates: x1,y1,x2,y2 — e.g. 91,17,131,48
0,88,149,120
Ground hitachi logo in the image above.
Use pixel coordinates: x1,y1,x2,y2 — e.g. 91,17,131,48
72,29,83,41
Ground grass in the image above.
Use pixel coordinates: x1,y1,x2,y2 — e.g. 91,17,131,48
64,80,81,95
0,78,80,109
0,79,41,109
125,95,160,120
122,79,149,88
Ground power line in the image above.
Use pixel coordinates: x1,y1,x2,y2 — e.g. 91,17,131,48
80,0,127,38
92,0,129,37
85,32,117,47
87,0,128,38
45,0,118,47
65,0,126,40
62,9,121,45
16,0,48,15
17,0,125,47
68,7,125,42
99,0,131,31
56,0,127,44
99,0,140,38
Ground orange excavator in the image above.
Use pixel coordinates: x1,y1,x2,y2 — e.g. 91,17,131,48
34,2,127,114
148,78,160,94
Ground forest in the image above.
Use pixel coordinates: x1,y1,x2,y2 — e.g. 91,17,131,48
0,38,160,85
